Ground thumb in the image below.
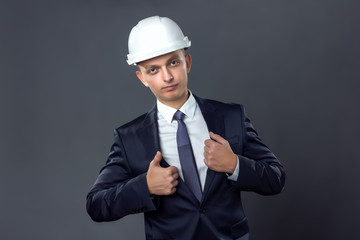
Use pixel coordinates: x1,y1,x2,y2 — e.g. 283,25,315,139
151,151,162,166
209,131,226,144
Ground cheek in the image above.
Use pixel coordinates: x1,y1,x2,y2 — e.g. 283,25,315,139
175,69,188,81
146,79,160,91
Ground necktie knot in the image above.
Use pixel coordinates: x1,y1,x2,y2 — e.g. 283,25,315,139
173,110,185,121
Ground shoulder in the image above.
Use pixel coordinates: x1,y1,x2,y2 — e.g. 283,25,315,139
114,104,157,135
115,111,153,136
115,113,146,131
194,95,245,113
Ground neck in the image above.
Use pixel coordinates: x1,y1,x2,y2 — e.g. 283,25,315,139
158,90,190,110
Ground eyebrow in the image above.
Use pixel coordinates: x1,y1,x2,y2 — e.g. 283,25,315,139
143,54,181,70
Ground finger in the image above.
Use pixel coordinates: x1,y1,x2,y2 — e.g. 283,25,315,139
168,166,178,174
204,139,212,147
204,145,211,153
172,172,179,179
204,139,217,148
169,187,177,195
151,151,162,166
203,158,209,167
172,179,179,187
203,152,211,161
209,131,227,144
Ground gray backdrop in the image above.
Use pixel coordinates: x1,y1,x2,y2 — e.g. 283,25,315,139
1,0,359,239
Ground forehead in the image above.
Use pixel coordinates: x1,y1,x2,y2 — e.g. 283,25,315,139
138,49,185,67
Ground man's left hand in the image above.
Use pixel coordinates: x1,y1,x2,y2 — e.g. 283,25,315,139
204,132,237,174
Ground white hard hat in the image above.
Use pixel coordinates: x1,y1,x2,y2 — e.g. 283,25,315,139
127,16,191,65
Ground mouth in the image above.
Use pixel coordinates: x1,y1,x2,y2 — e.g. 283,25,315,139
162,84,178,91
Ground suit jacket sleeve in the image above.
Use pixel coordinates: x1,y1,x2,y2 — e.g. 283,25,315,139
231,105,286,195
86,129,157,222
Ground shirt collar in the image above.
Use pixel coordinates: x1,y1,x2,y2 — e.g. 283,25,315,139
157,90,197,124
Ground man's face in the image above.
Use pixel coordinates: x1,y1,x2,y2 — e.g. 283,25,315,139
136,49,192,109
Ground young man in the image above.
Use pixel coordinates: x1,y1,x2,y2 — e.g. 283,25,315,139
87,16,285,240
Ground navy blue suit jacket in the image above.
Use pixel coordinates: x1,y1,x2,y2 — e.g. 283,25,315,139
87,95,285,240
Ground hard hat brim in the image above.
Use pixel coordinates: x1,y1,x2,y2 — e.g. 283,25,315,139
127,37,191,65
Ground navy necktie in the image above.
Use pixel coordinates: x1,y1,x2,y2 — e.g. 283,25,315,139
173,110,202,201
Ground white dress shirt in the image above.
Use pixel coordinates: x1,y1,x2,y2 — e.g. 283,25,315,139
157,92,239,191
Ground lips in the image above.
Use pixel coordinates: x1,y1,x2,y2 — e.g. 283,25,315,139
162,84,178,91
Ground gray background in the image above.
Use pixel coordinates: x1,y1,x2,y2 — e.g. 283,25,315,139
1,0,359,239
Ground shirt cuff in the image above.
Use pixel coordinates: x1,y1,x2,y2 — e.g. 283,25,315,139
226,155,240,181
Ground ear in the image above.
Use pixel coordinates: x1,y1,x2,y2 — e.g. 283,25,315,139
136,70,149,87
185,54,192,73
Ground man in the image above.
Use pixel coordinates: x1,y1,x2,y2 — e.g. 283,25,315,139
86,16,285,240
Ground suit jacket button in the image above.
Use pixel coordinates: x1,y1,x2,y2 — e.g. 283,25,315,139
200,208,205,213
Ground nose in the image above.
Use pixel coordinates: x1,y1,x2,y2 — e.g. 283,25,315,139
162,67,173,82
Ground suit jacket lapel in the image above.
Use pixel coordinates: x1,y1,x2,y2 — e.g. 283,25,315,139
194,96,225,138
139,104,181,169
194,95,226,201
138,105,163,164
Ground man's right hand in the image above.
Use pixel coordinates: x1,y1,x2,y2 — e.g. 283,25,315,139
146,151,179,195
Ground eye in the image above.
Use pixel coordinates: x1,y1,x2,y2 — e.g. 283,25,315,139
149,68,157,74
170,60,179,66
